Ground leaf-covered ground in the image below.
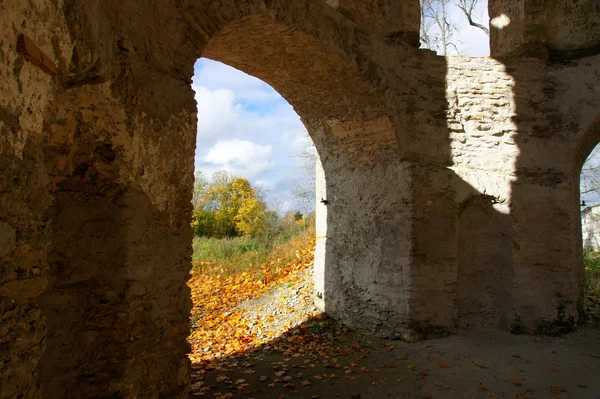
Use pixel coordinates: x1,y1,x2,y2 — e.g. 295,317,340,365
187,235,600,398
188,233,318,363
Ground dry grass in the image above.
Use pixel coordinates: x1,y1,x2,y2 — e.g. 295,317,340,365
191,225,314,277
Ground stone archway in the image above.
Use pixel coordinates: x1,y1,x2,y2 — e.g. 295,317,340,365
14,3,412,397
3,0,600,398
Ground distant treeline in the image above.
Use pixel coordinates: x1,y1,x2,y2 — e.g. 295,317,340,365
191,171,314,240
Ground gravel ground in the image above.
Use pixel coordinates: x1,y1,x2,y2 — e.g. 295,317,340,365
234,268,321,341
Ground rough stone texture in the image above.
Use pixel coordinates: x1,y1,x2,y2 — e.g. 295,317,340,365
2,0,600,397
489,0,600,59
323,0,421,45
1,2,73,397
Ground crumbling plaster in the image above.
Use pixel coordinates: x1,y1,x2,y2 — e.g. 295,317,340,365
1,0,599,397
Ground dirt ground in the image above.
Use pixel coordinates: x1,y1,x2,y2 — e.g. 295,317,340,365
191,318,600,399
189,268,600,399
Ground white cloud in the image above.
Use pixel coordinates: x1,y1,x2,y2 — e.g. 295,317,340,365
255,179,276,192
193,59,281,104
199,139,274,180
195,87,240,141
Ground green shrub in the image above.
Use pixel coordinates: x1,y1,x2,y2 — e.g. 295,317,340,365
584,249,600,297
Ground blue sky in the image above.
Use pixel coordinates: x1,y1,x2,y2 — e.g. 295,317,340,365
192,3,491,213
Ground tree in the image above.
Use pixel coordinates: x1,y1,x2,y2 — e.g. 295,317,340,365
192,171,209,209
419,0,489,55
191,171,271,238
420,0,459,55
191,208,216,237
455,0,489,35
292,126,318,211
581,146,600,203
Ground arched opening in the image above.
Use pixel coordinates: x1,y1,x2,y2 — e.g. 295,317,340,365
577,120,600,309
34,9,406,397
196,14,408,338
180,13,418,397
186,58,321,365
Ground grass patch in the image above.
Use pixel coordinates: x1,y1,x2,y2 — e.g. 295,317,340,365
192,224,314,276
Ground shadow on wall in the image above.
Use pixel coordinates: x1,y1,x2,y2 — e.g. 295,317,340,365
489,2,600,334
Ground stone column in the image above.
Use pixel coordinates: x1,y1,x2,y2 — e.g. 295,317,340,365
311,116,460,340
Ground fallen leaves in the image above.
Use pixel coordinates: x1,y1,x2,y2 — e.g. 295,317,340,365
473,361,489,369
188,234,317,363
551,386,567,394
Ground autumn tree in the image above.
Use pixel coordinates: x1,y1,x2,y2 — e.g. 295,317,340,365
191,171,270,238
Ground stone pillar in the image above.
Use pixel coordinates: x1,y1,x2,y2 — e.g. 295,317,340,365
38,78,196,397
0,1,72,397
310,115,461,340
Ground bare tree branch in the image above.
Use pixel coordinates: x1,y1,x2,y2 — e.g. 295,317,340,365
291,126,317,211
420,0,461,55
581,145,600,202
455,0,489,36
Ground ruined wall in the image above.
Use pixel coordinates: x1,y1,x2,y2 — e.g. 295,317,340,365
323,0,421,45
2,0,600,397
36,0,198,395
2,0,197,396
39,82,195,397
489,0,600,59
445,55,600,331
0,1,72,397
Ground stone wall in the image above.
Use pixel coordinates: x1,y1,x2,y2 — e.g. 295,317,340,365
1,1,72,397
2,0,600,397
489,0,600,59
445,55,600,331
